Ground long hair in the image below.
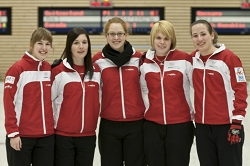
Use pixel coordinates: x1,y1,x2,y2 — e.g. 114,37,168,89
62,27,94,79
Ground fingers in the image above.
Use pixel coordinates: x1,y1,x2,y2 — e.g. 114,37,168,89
228,135,241,145
19,139,22,149
10,137,22,151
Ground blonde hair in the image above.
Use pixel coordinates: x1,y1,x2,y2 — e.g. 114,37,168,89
150,20,176,50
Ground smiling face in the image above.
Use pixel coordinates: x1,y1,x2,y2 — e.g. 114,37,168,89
153,32,172,56
71,34,88,65
191,23,215,55
31,39,51,61
106,23,127,53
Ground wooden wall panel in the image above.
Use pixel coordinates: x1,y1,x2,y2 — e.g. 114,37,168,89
0,0,249,81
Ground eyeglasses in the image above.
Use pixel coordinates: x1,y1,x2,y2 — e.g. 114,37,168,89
107,32,125,37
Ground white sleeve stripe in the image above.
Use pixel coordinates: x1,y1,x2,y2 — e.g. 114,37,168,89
8,132,19,138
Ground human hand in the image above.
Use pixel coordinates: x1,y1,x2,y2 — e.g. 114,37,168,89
227,124,242,145
10,136,22,151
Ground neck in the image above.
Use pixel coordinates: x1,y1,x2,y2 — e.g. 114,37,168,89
200,46,217,56
155,50,169,56
73,58,84,66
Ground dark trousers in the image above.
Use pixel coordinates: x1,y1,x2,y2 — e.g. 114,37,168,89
143,120,194,166
6,135,54,166
195,123,244,166
54,134,96,166
98,118,146,166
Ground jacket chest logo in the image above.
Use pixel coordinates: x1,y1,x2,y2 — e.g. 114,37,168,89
167,62,180,69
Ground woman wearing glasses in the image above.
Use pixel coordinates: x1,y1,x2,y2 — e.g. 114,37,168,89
92,17,146,166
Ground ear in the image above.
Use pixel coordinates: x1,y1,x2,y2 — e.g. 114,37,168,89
30,43,33,50
211,32,215,40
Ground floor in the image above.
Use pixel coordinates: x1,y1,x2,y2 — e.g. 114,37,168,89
0,82,250,165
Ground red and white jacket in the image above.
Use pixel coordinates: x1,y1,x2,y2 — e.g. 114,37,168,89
140,49,194,125
51,59,101,136
3,52,54,138
191,44,248,125
92,50,145,121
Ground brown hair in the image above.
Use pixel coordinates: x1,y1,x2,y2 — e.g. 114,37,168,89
190,20,218,44
62,27,93,79
29,27,53,50
103,17,130,36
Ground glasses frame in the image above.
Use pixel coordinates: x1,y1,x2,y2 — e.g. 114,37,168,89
107,32,126,37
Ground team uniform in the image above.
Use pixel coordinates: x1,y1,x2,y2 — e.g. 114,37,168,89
140,48,194,166
3,51,54,166
51,59,101,166
92,43,146,166
191,44,248,166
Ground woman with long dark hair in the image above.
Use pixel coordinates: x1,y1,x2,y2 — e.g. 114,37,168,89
51,27,101,166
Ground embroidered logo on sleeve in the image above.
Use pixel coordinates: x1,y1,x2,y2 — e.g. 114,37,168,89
234,67,246,82
5,76,15,84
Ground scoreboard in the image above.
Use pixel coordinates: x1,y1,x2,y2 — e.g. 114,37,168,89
38,7,164,35
0,7,11,35
192,8,250,35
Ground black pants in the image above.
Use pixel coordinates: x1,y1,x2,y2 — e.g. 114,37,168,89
6,135,54,166
98,118,146,166
143,120,194,166
195,123,244,166
54,134,96,166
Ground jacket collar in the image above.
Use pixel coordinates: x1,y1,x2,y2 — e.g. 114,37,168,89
62,58,74,70
194,44,226,59
145,48,176,60
25,51,44,62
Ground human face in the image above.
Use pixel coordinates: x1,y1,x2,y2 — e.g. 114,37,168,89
191,23,215,55
106,23,127,53
71,34,88,65
154,32,171,56
31,39,51,61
